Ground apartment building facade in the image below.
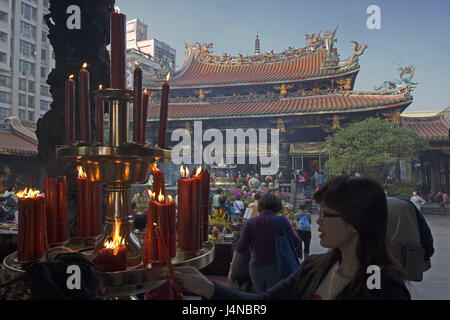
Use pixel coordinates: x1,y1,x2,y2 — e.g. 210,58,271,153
0,0,54,123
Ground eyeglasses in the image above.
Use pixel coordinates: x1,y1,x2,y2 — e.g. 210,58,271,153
319,210,342,219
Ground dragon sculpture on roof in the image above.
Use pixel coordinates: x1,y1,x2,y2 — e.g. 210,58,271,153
374,65,417,94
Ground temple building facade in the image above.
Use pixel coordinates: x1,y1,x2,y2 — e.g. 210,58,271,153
400,109,450,195
0,116,40,193
145,29,416,180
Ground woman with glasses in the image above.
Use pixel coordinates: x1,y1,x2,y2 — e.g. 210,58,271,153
175,175,410,300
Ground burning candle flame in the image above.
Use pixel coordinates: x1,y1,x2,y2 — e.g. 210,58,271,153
77,166,87,179
144,88,148,95
104,218,125,255
166,72,171,82
194,166,203,176
98,84,103,90
168,195,173,202
158,189,164,203
135,61,139,67
16,188,41,198
69,74,74,80
82,62,88,69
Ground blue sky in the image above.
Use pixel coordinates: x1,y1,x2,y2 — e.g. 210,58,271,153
116,0,450,111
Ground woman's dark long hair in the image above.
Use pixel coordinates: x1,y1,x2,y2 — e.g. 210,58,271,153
297,175,406,299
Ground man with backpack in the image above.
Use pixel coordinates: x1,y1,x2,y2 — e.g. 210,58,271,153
386,197,434,281
294,204,312,260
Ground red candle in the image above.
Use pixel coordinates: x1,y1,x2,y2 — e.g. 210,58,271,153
155,194,176,259
44,177,58,245
158,75,170,148
155,226,183,300
201,169,211,242
65,75,75,145
96,85,104,144
77,166,88,237
141,89,149,143
16,188,47,262
133,62,142,142
79,63,91,142
152,163,165,196
190,172,201,251
110,10,126,89
94,246,127,272
93,218,126,272
177,165,192,251
144,200,159,265
90,183,102,236
57,176,68,242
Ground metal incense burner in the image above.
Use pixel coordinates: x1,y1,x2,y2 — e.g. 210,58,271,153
56,88,171,267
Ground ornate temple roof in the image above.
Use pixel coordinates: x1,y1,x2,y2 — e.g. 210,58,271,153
148,29,366,88
164,49,358,88
0,117,38,156
146,30,415,122
147,93,411,120
401,113,450,141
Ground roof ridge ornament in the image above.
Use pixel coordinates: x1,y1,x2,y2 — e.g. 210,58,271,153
374,65,417,95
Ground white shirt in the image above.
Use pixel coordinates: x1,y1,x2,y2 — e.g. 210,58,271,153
313,262,352,300
233,200,245,214
410,196,425,209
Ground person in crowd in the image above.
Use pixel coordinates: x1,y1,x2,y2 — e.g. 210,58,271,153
212,188,223,209
297,171,306,194
0,191,17,223
228,194,300,293
312,171,319,189
218,195,231,212
304,186,313,212
248,175,261,189
294,204,312,260
317,172,326,188
232,195,245,218
410,191,426,211
436,190,447,215
303,171,309,187
248,193,261,218
175,175,411,300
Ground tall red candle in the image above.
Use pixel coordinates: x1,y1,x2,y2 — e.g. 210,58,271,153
158,75,170,148
77,166,88,237
110,10,126,89
133,62,142,142
177,165,192,251
144,200,159,265
201,169,211,242
44,177,58,245
155,194,176,259
96,85,104,144
57,176,68,242
191,173,201,251
65,75,75,145
79,63,91,142
141,89,149,143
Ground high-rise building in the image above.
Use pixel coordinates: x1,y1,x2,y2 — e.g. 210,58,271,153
126,19,176,71
0,0,54,123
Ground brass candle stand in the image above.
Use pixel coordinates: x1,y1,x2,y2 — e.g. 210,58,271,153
2,87,215,299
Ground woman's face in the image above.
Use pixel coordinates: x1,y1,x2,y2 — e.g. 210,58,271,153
317,203,358,249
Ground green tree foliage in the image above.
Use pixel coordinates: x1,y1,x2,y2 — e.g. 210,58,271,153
325,118,430,182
